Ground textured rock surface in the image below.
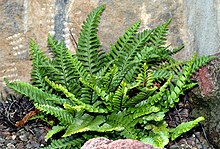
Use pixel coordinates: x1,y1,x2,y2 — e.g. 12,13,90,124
81,137,163,149
0,0,184,92
1,0,220,89
184,0,220,56
191,58,220,148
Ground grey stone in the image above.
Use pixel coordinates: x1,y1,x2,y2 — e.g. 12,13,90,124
0,137,5,143
184,0,220,56
26,143,34,149
169,145,179,149
19,134,28,141
6,143,15,149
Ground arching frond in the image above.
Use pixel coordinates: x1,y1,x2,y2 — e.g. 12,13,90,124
170,117,205,140
77,5,106,74
29,40,50,91
107,20,141,61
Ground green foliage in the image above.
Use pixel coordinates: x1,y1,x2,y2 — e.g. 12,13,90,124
46,125,66,141
43,136,83,149
5,4,213,148
170,116,205,141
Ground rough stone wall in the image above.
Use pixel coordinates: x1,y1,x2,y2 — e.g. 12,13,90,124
184,0,220,56
0,0,186,91
0,0,181,92
191,58,220,148
1,0,220,89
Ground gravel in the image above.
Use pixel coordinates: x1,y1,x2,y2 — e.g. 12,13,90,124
0,121,49,149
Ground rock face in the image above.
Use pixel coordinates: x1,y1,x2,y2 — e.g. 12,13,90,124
81,137,163,149
191,57,220,148
1,0,220,89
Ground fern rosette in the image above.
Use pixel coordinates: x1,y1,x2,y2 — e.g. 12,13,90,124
5,4,213,148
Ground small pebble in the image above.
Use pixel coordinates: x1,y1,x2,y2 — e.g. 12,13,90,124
11,135,16,140
0,137,5,143
16,142,24,149
6,143,15,149
167,144,179,149
19,134,28,141
26,143,36,149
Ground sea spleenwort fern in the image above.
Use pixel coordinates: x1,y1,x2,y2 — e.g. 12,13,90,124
5,4,214,148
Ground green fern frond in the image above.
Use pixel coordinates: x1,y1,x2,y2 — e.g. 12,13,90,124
143,112,165,122
131,106,160,119
111,30,152,91
148,75,172,106
95,60,114,77
147,18,172,48
63,102,108,114
142,133,169,148
63,114,96,137
79,77,113,111
102,64,119,93
170,117,205,140
112,81,128,111
29,113,55,126
80,78,112,112
45,77,82,105
47,35,80,92
106,111,143,139
42,137,83,149
46,77,108,113
170,45,184,55
190,55,214,74
46,125,66,141
63,115,124,137
106,111,139,140
149,53,182,79
152,69,172,81
119,28,152,65
136,63,154,87
79,87,93,104
107,20,141,61
5,79,57,105
77,4,105,74
29,40,50,91
183,82,198,91
68,52,89,81
35,103,75,125
124,90,155,107
165,56,196,108
162,54,206,109
79,77,109,102
124,47,156,83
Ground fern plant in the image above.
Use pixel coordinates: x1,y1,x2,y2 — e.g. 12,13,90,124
5,4,214,148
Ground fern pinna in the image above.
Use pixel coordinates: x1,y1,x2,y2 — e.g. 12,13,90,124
5,4,214,148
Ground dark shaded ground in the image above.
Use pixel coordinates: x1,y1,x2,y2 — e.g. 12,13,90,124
0,94,50,148
0,93,215,149
165,94,214,149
